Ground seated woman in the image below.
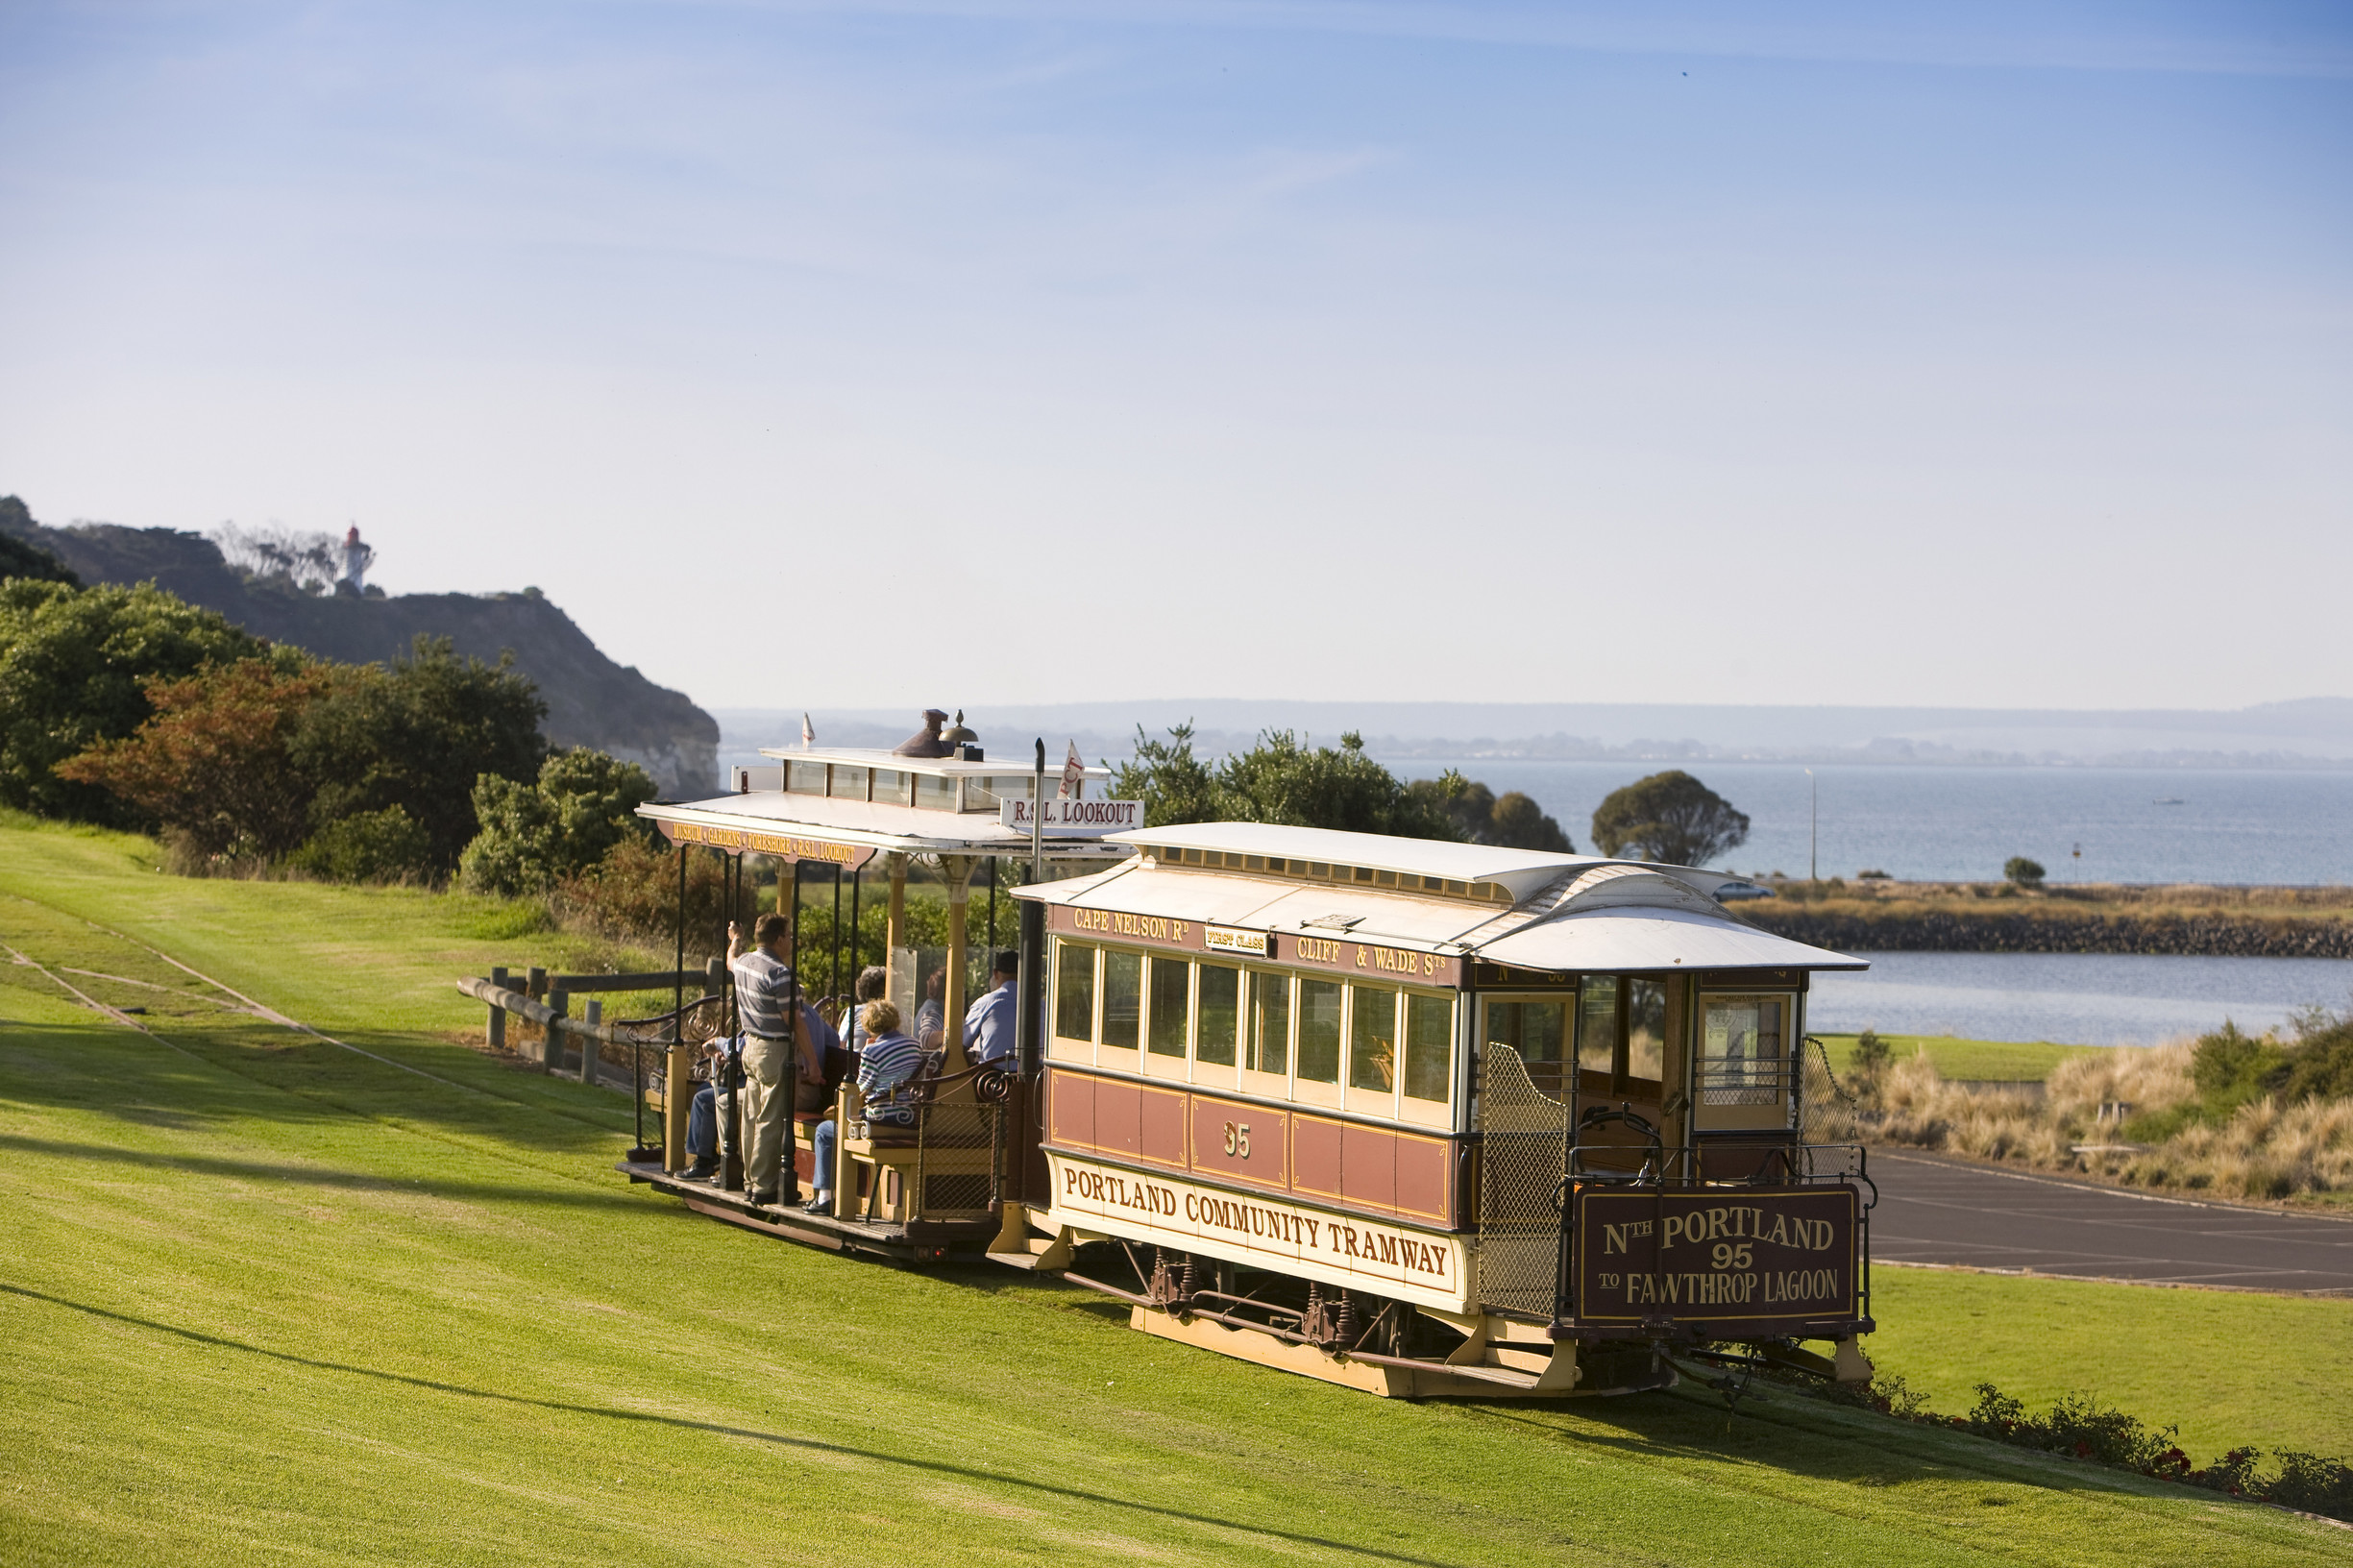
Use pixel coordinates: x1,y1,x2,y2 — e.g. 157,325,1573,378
806,1000,924,1216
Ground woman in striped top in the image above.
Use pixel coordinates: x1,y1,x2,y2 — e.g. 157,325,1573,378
807,1001,925,1216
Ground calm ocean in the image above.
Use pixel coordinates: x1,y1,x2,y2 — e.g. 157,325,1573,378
1385,760,2353,887
1383,759,2353,1044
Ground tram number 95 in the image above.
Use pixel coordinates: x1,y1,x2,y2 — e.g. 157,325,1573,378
1711,1242,1753,1269
1221,1121,1252,1159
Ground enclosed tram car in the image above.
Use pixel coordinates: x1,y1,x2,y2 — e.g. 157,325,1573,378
613,744,1876,1399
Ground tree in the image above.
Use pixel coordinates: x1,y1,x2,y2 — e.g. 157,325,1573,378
1111,723,1222,827
460,747,659,895
2004,856,2046,888
1113,724,1461,840
0,531,78,587
1589,771,1750,866
56,655,329,858
1407,775,1575,851
0,579,268,822
287,635,548,872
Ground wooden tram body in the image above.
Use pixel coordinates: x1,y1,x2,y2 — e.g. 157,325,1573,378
602,730,1876,1397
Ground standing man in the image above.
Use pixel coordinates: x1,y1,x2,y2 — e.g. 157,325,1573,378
727,913,816,1207
963,949,1019,1066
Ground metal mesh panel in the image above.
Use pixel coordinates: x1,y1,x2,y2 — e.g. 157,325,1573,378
1799,1037,1863,1145
1476,1043,1568,1317
912,1100,1001,1218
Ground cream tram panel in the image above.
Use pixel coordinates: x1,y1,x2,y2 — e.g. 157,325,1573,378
1043,1152,1476,1316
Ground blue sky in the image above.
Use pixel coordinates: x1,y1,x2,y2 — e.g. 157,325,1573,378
2,2,2346,712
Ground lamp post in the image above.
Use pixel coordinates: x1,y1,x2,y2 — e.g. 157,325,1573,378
1805,769,1817,883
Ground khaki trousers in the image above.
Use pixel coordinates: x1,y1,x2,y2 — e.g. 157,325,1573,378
741,1034,794,1197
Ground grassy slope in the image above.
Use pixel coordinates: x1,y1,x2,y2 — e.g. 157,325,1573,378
1813,1033,2114,1081
1869,1269,2353,1459
2,822,2345,1566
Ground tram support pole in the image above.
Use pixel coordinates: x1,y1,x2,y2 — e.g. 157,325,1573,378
942,854,975,1073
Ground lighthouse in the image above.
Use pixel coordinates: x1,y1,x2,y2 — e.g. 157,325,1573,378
337,527,375,596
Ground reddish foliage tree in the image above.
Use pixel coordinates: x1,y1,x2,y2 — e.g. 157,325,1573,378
57,657,332,858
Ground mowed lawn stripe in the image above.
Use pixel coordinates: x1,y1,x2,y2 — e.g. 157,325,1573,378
1,820,2346,1564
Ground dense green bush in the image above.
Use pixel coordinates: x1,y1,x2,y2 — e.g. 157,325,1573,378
1407,776,1575,851
460,747,657,895
0,579,267,822
1114,724,1460,840
290,805,435,884
2004,855,2046,887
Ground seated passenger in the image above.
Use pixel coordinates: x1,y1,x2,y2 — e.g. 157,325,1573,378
963,949,1018,1065
840,965,889,1053
913,968,945,1048
807,1000,924,1216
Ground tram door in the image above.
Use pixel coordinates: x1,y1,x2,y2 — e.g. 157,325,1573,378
1572,976,1679,1174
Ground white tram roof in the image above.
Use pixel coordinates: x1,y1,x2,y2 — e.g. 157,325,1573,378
1017,826,1865,974
753,744,1115,784
636,788,1128,861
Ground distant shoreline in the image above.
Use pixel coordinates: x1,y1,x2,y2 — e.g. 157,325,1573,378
1741,882,2353,959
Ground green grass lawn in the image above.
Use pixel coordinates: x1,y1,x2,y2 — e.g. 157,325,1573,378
1812,1032,2115,1081
3,819,2347,1565
1868,1268,2353,1459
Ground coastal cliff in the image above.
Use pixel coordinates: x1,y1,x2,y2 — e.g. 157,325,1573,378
2,500,717,796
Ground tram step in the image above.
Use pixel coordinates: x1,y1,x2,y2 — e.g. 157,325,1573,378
1483,1345,1557,1376
985,1249,1043,1271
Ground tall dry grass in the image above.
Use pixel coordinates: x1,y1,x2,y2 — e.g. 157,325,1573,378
1843,1043,2353,1202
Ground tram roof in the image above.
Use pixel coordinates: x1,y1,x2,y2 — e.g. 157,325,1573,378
635,791,1131,862
754,745,1115,783
1017,841,1866,974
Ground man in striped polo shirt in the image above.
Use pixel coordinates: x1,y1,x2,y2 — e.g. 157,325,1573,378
727,914,821,1207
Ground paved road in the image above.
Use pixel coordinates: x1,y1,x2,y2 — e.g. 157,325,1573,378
1867,1148,2353,1295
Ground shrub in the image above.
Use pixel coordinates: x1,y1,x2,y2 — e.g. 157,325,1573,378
0,578,266,823
2003,856,2046,887
55,655,328,858
1115,724,1460,840
288,635,548,872
460,747,657,896
290,805,435,884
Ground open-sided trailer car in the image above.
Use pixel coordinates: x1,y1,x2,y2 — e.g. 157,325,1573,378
598,738,1875,1396
994,821,1878,1398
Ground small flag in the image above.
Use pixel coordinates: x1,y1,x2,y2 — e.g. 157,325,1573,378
1060,740,1085,799
800,712,815,749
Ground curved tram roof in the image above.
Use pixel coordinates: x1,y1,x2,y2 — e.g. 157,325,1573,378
1017,821,1866,974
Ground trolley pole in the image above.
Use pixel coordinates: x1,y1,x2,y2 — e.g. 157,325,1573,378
1017,739,1045,1082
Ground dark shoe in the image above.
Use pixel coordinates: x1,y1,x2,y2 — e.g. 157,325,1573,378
684,1160,718,1180
748,1189,779,1207
802,1195,833,1216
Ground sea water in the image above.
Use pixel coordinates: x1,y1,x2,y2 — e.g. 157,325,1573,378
1806,952,2353,1046
1385,760,2353,887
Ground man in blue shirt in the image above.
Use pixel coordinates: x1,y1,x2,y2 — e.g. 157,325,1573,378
963,950,1018,1066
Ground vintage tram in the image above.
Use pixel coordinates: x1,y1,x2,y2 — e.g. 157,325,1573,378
609,721,1876,1399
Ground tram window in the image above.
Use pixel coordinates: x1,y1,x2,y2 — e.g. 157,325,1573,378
1628,978,1668,1082
914,773,956,812
870,769,909,806
1197,964,1239,1066
1298,978,1343,1084
1403,993,1453,1103
1246,970,1288,1074
1702,993,1788,1105
1485,998,1567,1066
1055,943,1097,1042
828,766,868,801
1147,955,1190,1058
787,762,826,796
1577,978,1618,1076
1101,950,1142,1049
1349,985,1399,1090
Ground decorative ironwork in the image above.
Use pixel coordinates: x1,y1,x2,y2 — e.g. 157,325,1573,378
1475,1043,1568,1317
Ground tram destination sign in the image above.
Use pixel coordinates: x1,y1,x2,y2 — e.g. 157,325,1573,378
1573,1186,1858,1325
999,797,1144,835
656,819,877,869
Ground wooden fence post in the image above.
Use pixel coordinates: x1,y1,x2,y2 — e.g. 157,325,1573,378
664,1042,693,1172
581,1000,601,1089
546,988,568,1073
487,966,508,1051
